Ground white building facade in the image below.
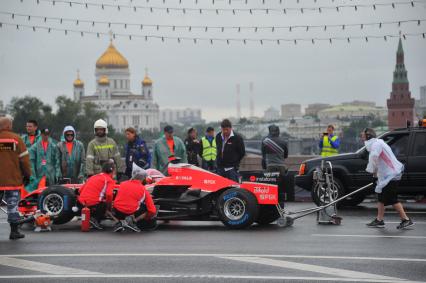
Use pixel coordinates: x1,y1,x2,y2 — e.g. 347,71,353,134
73,41,160,132
263,107,280,121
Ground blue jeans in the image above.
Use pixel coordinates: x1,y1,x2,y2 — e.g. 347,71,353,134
217,167,240,183
4,190,20,223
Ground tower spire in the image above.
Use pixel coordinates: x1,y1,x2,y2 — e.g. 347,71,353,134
108,30,113,44
387,36,414,130
397,37,404,55
394,37,407,83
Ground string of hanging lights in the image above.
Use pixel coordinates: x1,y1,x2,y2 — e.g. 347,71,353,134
1,21,424,45
2,11,423,33
25,0,422,15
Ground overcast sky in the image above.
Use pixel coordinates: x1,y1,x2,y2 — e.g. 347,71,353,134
0,0,425,122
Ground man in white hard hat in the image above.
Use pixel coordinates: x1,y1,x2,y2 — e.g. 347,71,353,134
86,119,125,178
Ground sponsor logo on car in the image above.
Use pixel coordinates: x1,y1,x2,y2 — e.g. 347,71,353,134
254,187,269,194
175,176,192,181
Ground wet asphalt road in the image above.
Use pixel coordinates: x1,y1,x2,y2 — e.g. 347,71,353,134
0,201,425,283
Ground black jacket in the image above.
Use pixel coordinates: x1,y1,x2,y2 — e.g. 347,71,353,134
184,137,201,166
215,132,245,168
261,135,288,169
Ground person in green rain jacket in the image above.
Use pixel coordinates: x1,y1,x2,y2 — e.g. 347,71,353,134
152,125,187,174
22,119,41,149
29,128,61,186
57,125,86,183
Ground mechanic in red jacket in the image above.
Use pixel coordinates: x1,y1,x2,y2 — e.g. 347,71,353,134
78,160,115,230
112,163,156,232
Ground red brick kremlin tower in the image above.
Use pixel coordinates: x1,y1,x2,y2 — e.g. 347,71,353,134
387,38,415,130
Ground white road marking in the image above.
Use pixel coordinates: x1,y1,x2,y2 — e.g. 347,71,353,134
312,234,426,239
0,257,101,275
0,253,425,262
221,256,400,281
386,211,426,214
0,274,423,282
358,221,426,225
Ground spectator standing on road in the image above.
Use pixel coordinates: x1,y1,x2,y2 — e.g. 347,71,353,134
200,127,217,172
184,127,201,166
86,119,125,179
319,125,340,157
215,119,245,182
57,126,85,183
22,119,41,149
0,117,32,240
362,128,414,229
261,125,288,202
124,127,151,179
29,128,61,187
78,160,116,230
112,163,157,233
152,125,187,173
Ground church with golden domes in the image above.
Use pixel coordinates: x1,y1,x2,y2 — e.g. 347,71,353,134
73,41,160,132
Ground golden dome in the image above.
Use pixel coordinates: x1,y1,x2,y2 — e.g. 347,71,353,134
73,78,84,87
96,42,129,69
142,68,153,86
73,71,84,87
98,75,110,85
142,76,152,86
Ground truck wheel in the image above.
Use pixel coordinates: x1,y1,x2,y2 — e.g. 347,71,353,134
217,188,258,229
311,177,344,206
39,186,76,225
340,193,366,207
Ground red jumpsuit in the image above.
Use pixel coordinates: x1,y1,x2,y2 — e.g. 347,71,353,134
113,180,156,219
78,173,115,207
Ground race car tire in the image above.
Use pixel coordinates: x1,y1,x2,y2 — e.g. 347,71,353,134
217,188,258,229
256,203,282,225
39,186,77,225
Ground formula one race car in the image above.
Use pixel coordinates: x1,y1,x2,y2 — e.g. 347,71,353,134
17,163,282,229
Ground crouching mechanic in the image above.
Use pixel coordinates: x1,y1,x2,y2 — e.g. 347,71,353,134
362,128,414,229
78,160,116,230
112,163,157,233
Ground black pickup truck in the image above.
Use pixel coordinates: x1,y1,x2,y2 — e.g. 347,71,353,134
295,125,426,206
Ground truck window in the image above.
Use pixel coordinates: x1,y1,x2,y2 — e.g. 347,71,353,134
412,133,426,156
382,134,409,156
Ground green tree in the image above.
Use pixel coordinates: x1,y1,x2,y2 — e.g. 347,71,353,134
7,96,54,135
7,95,109,145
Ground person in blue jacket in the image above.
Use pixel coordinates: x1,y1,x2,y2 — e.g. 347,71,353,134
124,127,151,179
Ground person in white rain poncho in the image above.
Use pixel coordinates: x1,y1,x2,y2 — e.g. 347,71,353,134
362,128,414,230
